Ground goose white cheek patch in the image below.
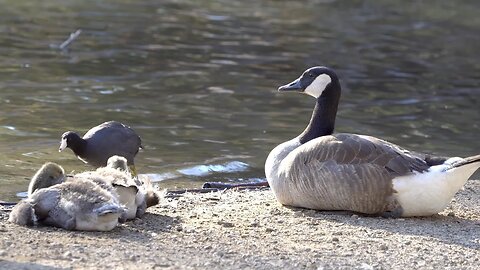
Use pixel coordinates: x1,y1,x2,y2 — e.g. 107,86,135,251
304,74,332,98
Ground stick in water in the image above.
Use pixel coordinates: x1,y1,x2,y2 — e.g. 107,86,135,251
59,29,82,50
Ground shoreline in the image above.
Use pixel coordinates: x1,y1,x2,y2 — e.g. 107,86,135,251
1,181,479,269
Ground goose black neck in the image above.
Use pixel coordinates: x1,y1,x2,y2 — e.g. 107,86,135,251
298,82,341,144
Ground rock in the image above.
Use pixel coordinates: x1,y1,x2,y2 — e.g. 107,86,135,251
359,263,374,270
249,221,259,227
218,221,234,228
155,264,171,268
331,237,339,242
379,244,388,251
133,219,144,225
129,255,138,262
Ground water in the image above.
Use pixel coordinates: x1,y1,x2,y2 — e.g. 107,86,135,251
0,0,479,201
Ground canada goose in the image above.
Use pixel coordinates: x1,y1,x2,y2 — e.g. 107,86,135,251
265,66,480,217
104,155,162,212
75,155,160,220
59,121,142,176
9,163,124,231
27,162,66,196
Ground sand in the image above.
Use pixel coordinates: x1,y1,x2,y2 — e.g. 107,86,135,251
0,181,479,270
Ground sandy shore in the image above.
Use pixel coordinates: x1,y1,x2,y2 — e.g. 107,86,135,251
0,181,479,270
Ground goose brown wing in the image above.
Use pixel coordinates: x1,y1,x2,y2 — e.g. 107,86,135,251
295,133,430,176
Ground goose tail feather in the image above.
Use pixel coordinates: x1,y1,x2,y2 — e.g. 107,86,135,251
451,154,480,169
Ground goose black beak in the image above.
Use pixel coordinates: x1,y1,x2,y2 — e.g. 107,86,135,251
278,78,303,92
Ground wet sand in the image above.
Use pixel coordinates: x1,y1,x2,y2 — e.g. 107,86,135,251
0,181,479,269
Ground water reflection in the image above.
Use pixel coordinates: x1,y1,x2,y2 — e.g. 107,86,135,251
0,0,479,200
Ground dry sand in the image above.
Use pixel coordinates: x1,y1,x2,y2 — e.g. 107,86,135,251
0,181,479,270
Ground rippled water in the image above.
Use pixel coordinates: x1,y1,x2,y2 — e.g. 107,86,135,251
1,0,479,201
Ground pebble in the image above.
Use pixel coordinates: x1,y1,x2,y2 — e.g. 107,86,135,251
129,255,138,262
379,244,388,251
294,212,304,217
218,221,234,228
249,222,259,227
331,237,339,242
359,263,374,270
0,249,6,256
447,212,455,217
133,219,144,225
155,264,171,268
265,228,274,233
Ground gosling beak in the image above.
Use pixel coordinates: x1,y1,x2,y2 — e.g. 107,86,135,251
278,77,303,92
59,139,67,152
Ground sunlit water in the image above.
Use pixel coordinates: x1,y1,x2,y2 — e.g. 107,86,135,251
0,0,479,201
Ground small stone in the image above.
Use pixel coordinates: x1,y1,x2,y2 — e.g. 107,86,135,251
359,263,374,270
176,226,183,232
265,228,274,233
447,212,455,217
63,251,72,258
379,244,388,251
133,219,144,225
0,250,6,256
331,237,339,242
351,214,359,219
294,212,304,217
404,241,411,245
218,221,234,228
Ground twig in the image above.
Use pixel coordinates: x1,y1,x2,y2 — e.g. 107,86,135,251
165,185,270,198
0,201,16,211
202,181,269,189
59,29,82,50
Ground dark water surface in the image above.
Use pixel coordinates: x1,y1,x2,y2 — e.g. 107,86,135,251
1,0,479,201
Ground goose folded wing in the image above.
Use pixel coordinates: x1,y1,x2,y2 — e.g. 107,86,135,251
292,133,431,178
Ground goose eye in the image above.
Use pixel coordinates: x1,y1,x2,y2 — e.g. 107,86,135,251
309,73,314,77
